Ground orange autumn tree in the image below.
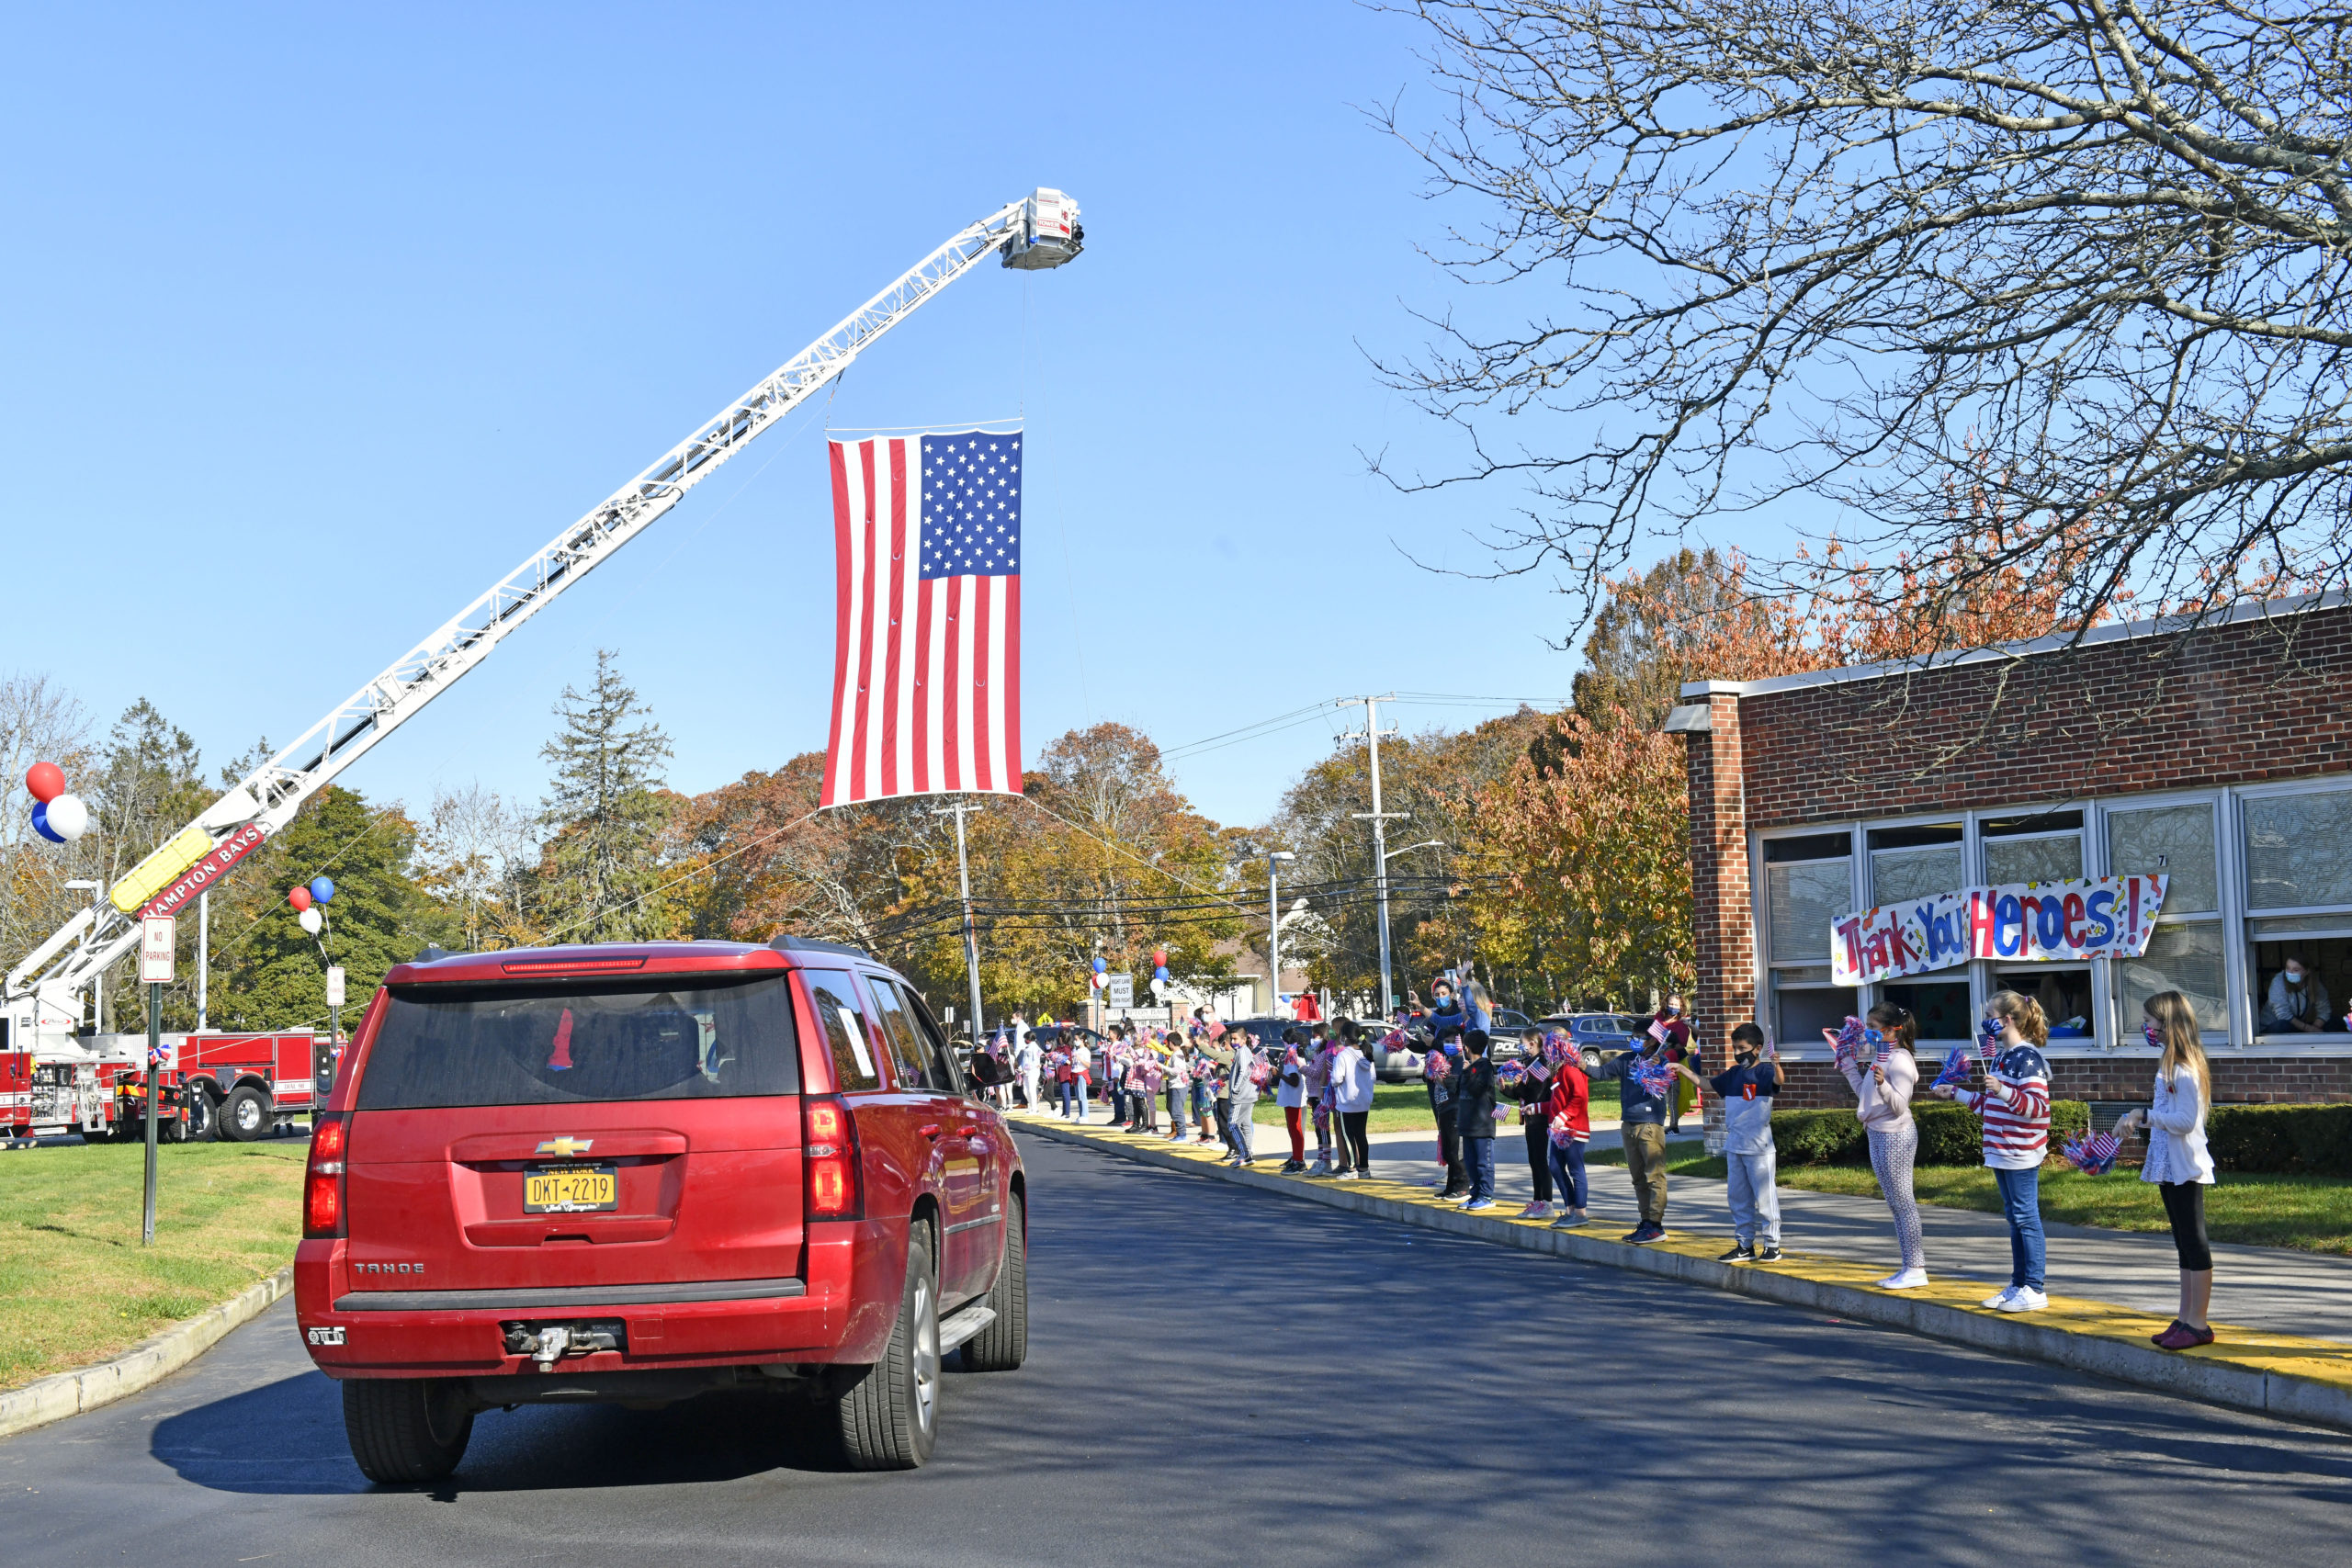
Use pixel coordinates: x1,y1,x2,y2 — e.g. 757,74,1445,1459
1459,534,2094,1010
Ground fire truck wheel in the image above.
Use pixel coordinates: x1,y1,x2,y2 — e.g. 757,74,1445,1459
184,1089,217,1142
343,1378,473,1484
221,1085,272,1143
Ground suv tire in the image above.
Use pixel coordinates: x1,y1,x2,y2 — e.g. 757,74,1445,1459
834,1224,939,1470
958,1197,1026,1371
343,1378,473,1484
220,1085,270,1143
1580,1048,1603,1073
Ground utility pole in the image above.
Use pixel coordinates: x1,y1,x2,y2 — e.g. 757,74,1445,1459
931,802,988,1042
1339,695,1405,1019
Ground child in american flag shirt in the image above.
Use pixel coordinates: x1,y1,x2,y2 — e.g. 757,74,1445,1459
1929,990,2053,1312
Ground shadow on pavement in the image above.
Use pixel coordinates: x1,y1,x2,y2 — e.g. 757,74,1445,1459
150,1371,855,1495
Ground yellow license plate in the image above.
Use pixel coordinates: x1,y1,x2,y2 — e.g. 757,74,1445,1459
524,1164,617,1213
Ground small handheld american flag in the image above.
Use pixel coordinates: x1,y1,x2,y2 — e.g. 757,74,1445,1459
1976,1016,2005,1066
1931,1047,1975,1091
2062,1130,2121,1176
1633,1059,1675,1100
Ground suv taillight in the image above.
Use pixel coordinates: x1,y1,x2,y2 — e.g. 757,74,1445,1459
304,1113,348,1238
803,1096,861,1220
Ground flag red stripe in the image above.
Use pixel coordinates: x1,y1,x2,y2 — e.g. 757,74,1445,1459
849,439,877,806
821,441,854,807
1002,574,1022,794
912,570,933,793
879,440,908,797
943,574,964,792
971,573,994,793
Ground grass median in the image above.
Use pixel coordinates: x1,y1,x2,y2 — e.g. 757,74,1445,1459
1585,1143,2352,1255
0,1140,307,1391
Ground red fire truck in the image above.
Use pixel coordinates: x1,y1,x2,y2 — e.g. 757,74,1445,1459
11,1031,330,1143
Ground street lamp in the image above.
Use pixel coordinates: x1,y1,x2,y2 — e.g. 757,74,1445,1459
1372,842,1443,1018
1232,846,1296,1019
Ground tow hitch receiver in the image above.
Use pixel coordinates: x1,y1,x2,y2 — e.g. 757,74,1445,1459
502,1320,625,1368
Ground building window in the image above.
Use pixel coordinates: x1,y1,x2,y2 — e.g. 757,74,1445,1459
1870,823,1962,906
2108,803,2218,913
1881,977,1973,1043
2118,922,2228,1039
1991,964,2093,1038
1773,976,1857,1045
2244,789,2352,910
1764,832,1851,964
2248,930,2352,1038
1981,809,2084,886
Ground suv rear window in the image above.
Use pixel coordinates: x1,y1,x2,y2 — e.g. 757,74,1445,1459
356,974,801,1110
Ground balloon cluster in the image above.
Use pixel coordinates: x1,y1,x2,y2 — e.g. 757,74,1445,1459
288,875,335,935
1091,953,1106,991
1152,946,1170,986
24,761,89,843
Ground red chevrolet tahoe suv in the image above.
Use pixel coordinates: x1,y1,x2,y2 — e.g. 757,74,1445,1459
293,935,1026,1481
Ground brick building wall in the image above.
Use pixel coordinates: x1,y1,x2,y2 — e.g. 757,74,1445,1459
1685,692,1755,1066
1736,605,2352,829
1761,1054,2352,1113
1678,602,2352,1111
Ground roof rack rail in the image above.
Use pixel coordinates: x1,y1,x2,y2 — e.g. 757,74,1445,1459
768,933,872,960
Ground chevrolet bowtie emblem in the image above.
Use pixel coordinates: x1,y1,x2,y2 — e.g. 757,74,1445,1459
535,1137,594,1158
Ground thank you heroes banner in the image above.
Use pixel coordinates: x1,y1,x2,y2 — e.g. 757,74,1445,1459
1829,874,2168,987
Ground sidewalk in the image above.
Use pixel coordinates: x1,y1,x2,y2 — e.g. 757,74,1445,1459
1012,1106,2352,1434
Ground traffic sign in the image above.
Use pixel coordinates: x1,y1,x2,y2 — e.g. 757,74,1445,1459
139,917,175,984
324,965,345,1008
1106,973,1133,1008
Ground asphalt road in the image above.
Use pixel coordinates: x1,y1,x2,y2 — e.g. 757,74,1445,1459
5,1131,2349,1567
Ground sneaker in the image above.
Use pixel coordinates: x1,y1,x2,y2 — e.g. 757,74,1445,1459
1996,1287,2048,1313
1626,1224,1664,1245
1332,1169,1357,1182
1280,1159,1306,1174
1355,1168,1372,1180
1758,1246,1783,1263
1981,1287,2019,1310
1463,1198,1496,1212
1551,1213,1589,1229
1518,1201,1551,1220
1877,1269,1929,1291
1719,1243,1756,1263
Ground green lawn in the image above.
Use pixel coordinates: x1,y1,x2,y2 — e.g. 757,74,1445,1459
0,1140,307,1390
1586,1144,2352,1255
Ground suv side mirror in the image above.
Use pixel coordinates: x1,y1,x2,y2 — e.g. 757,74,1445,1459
967,1054,1011,1088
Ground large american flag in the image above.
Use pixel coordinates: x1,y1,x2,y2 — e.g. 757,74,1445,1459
821,430,1023,807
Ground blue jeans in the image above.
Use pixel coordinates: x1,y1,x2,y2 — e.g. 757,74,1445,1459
1464,1137,1497,1201
1546,1138,1588,1210
1057,1079,1074,1116
1074,1080,1091,1122
1993,1165,2046,1292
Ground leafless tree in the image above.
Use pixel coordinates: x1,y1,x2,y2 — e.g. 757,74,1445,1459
418,782,536,951
1374,0,2352,640
0,673,93,968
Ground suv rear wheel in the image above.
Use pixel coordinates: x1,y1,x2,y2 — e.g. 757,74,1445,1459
959,1197,1027,1371
343,1378,473,1484
834,1224,939,1470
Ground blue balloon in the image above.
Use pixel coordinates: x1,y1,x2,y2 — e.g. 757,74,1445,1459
30,801,63,844
309,875,335,905
1154,965,1171,982
1091,956,1106,973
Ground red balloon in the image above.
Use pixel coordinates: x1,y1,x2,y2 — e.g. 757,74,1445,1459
25,761,63,803
288,886,312,912
1152,947,1167,968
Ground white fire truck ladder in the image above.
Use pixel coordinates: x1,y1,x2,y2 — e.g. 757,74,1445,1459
4,189,1082,1043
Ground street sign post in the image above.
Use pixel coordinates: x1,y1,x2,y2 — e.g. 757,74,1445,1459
324,964,345,1096
1106,973,1134,1009
139,916,173,1247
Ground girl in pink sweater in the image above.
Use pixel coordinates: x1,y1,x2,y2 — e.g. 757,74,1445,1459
1835,1002,1926,1289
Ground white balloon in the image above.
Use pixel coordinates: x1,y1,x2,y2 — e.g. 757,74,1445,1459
299,907,323,935
44,794,88,840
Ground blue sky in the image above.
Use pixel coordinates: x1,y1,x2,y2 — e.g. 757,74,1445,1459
0,3,1754,829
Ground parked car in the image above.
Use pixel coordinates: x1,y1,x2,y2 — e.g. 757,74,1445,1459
294,934,1026,1482
1554,1012,1651,1073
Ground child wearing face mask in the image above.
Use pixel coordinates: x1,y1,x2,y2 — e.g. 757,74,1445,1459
1671,1022,1782,1262
2263,955,2331,1033
2113,990,2219,1349
1930,989,2052,1312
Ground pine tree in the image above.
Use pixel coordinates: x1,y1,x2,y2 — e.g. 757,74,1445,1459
532,649,677,943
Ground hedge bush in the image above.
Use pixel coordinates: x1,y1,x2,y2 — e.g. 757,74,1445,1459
2207,1103,2352,1177
1769,1100,2089,1168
